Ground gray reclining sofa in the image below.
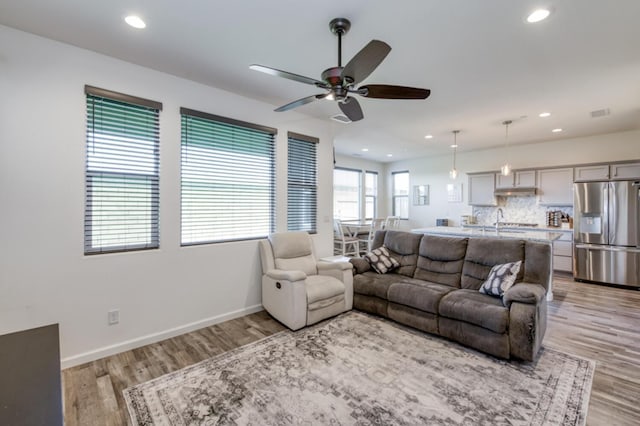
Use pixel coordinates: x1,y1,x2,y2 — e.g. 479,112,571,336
350,230,551,361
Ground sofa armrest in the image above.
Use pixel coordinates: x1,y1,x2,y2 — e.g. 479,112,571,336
265,269,306,282
503,283,546,308
317,261,353,271
349,257,371,274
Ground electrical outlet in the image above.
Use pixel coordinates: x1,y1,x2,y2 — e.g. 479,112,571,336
108,309,120,325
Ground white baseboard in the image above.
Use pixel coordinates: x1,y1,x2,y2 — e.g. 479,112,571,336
61,304,264,369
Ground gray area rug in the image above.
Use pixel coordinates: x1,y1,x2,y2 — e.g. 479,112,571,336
124,312,594,425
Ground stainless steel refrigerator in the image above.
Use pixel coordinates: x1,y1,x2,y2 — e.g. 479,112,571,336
574,180,640,287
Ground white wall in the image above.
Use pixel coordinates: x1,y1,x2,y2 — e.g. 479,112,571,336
0,25,336,367
387,130,640,230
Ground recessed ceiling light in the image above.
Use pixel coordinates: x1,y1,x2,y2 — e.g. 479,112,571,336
450,144,458,148
552,128,563,133
387,154,393,157
539,112,551,118
361,148,369,152
527,9,550,23
424,135,433,139
125,15,146,29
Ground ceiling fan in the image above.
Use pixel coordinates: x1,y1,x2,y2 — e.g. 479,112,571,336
250,17,431,122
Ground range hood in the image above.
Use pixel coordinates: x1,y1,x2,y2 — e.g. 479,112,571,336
494,187,538,197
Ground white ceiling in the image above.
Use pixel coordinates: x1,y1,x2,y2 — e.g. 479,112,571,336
1,0,639,162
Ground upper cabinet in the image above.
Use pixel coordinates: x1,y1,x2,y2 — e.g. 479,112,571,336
468,173,497,206
537,168,574,206
610,162,640,180
574,165,609,181
495,170,536,188
574,162,640,181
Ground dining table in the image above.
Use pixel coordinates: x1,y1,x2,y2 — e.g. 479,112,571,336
340,220,372,238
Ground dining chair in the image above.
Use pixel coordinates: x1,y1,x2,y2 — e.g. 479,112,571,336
359,218,385,254
333,219,360,256
384,216,401,230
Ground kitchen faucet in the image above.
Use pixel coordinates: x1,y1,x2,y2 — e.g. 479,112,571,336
496,208,504,231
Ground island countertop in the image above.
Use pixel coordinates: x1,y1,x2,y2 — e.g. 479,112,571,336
411,226,564,242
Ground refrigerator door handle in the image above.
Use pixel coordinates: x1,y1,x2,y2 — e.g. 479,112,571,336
604,183,611,244
608,182,615,244
637,183,640,248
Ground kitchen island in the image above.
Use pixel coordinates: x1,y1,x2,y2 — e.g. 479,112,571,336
411,226,564,242
411,226,562,300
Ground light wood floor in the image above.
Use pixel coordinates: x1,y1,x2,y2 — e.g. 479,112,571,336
62,276,640,425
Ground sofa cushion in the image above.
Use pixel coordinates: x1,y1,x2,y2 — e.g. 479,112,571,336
353,272,400,299
364,246,400,274
439,289,510,334
414,235,468,287
479,260,522,297
388,281,457,314
461,239,525,290
372,231,422,278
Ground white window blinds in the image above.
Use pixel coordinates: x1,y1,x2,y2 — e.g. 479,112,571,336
392,170,410,219
287,132,318,233
84,86,161,254
180,108,276,245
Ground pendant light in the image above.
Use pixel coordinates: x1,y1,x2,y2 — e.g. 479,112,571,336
449,130,460,179
500,120,512,176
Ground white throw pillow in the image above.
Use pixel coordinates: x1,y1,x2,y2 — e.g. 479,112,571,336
364,246,400,274
479,260,522,297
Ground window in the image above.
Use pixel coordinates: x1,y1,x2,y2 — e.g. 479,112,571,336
84,86,161,254
365,171,378,219
392,171,410,219
333,167,361,220
287,132,318,233
180,108,276,245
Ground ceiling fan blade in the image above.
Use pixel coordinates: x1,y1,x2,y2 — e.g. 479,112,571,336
275,94,327,112
359,85,431,99
338,97,364,122
250,64,327,88
341,40,391,84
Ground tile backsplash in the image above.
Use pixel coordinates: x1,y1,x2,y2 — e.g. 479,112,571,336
472,196,573,227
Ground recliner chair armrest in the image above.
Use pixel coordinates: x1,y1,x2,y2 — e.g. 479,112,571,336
503,283,546,308
317,261,353,271
265,269,307,282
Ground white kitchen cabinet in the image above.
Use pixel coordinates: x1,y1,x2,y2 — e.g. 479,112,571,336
574,164,609,181
515,170,536,187
495,173,514,189
495,170,536,188
610,162,640,180
551,232,573,272
537,168,574,205
468,173,497,206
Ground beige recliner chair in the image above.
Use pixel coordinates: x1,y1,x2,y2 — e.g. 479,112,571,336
259,231,353,330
